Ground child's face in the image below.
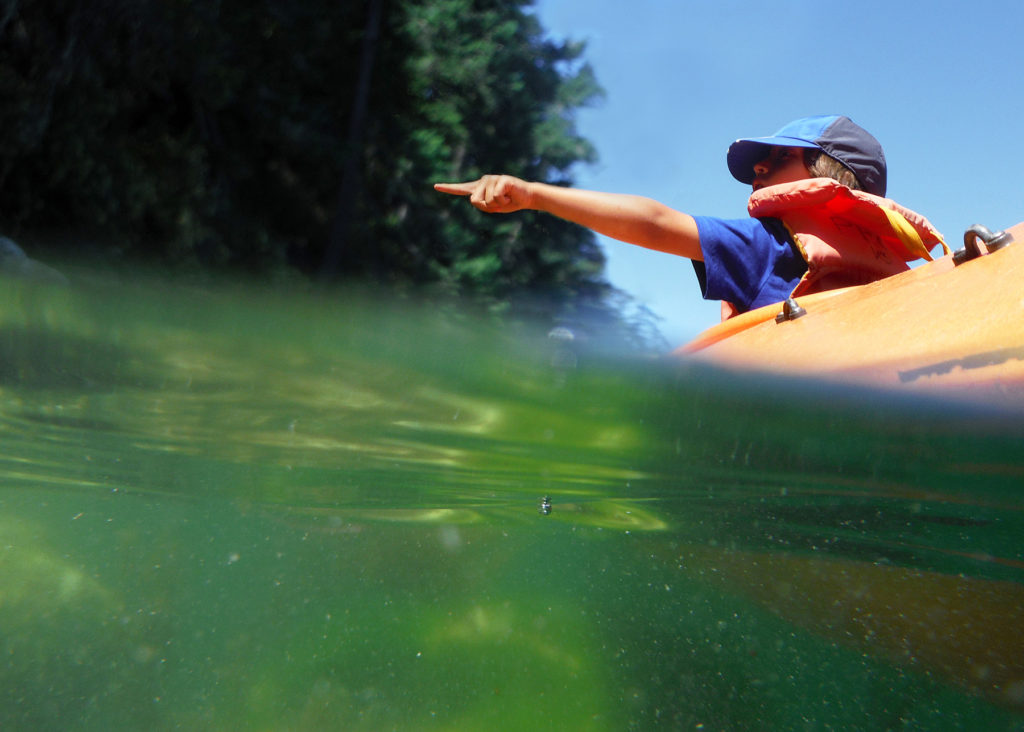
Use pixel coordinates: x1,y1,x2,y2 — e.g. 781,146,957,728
751,146,811,191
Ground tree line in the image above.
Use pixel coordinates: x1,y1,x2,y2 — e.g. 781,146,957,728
0,0,662,345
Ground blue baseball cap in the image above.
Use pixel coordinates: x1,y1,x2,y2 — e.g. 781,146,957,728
727,115,887,197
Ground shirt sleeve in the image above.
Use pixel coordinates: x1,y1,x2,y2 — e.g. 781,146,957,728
691,216,807,313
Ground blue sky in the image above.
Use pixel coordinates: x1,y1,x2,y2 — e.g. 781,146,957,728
532,0,1024,345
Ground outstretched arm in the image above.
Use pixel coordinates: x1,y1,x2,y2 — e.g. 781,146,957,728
434,175,703,261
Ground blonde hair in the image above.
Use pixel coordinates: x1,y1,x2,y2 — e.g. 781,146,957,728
803,149,862,191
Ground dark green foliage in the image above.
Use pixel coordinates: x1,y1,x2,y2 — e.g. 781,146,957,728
351,0,606,303
0,0,621,324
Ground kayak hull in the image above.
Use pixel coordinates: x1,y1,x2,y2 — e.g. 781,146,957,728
678,223,1024,405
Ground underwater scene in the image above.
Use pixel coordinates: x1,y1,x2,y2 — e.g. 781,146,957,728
2,266,1023,731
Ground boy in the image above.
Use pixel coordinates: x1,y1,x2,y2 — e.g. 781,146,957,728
435,115,943,319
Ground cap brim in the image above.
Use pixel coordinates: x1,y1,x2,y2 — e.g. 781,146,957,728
727,136,821,184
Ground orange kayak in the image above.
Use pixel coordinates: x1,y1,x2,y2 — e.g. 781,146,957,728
677,222,1024,405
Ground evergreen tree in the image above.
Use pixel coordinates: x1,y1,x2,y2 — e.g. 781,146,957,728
0,0,618,322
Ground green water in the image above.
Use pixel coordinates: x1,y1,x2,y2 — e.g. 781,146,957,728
2,267,1023,731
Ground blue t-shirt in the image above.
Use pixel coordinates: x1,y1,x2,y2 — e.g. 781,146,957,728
691,216,807,313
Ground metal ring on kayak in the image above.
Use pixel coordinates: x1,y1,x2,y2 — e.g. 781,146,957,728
954,224,1014,265
775,297,807,323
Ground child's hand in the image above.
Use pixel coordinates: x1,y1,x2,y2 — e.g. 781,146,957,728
434,175,533,214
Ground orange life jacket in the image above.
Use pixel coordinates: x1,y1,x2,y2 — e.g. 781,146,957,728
719,178,949,320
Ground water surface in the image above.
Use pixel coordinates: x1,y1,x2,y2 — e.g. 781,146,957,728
2,268,1023,730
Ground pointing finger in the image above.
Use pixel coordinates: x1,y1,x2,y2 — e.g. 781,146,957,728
433,182,476,196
